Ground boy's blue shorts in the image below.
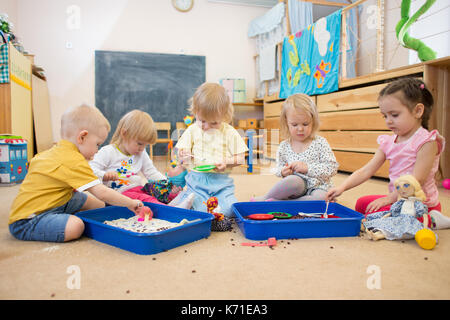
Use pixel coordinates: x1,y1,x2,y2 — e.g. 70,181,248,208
9,191,88,243
177,171,237,217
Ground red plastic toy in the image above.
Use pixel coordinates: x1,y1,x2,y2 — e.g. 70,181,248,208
247,213,274,220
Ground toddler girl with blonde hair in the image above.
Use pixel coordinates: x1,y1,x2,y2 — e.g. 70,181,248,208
90,109,194,209
252,93,338,201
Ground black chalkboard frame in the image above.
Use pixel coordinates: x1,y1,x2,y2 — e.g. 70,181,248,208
95,50,206,155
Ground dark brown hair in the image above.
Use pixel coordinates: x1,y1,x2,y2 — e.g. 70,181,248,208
378,78,434,129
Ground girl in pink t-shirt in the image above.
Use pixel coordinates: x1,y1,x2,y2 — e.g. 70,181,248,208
326,78,450,230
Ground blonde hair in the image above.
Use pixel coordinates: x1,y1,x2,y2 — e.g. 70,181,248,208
188,82,233,123
280,94,320,139
110,110,157,145
394,174,426,202
61,104,110,139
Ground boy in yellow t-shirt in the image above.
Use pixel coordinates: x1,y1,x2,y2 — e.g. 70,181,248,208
8,104,143,243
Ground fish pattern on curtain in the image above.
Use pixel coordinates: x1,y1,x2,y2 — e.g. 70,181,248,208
280,9,342,98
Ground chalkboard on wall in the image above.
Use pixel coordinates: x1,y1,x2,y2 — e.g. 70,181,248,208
95,50,206,155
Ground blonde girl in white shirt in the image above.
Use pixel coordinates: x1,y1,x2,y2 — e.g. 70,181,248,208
90,109,194,209
252,94,338,201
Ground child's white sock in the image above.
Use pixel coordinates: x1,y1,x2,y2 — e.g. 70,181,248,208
168,192,183,206
174,193,195,210
429,210,450,230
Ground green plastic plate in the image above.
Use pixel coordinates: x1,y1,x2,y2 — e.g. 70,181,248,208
268,212,292,219
193,164,216,172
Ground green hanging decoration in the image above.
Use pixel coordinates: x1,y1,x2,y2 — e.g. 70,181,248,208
396,0,437,62
0,14,11,33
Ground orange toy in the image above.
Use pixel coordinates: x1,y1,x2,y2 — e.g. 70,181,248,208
204,196,224,221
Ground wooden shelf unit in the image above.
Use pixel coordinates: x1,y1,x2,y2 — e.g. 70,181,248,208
232,101,264,129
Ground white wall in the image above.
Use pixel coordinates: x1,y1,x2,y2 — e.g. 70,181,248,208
8,0,267,140
0,0,17,26
409,0,450,64
356,0,411,76
358,0,449,74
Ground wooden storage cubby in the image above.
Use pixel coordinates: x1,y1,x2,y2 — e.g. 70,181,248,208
263,97,284,159
316,82,390,178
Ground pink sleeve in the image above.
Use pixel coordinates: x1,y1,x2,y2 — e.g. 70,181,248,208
377,134,392,154
413,129,445,155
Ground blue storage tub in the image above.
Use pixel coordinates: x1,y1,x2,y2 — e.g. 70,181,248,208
232,201,364,240
75,202,213,255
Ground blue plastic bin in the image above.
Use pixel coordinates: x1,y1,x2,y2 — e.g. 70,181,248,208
232,201,364,240
75,202,213,255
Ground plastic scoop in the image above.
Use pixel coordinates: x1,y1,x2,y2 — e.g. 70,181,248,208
323,201,329,219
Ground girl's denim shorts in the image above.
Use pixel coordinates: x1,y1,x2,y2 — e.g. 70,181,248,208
9,191,87,243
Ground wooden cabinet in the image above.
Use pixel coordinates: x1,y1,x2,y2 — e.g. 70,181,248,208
263,97,285,159
316,82,390,178
0,43,34,161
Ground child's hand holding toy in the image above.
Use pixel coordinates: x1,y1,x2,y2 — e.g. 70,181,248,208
136,206,153,222
103,171,119,181
290,161,308,174
281,163,293,177
128,199,144,215
178,149,193,164
213,161,227,172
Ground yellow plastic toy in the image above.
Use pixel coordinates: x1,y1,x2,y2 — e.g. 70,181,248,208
415,228,437,250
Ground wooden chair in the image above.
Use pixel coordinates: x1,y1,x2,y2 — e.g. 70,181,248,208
150,122,171,161
175,122,187,140
169,122,188,161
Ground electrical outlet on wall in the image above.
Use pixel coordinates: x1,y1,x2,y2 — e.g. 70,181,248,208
66,41,73,49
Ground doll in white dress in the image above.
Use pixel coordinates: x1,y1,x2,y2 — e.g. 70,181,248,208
363,175,431,241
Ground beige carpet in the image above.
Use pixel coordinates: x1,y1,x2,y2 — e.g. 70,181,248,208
1,164,449,300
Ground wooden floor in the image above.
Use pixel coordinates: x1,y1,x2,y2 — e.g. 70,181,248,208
0,160,449,300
